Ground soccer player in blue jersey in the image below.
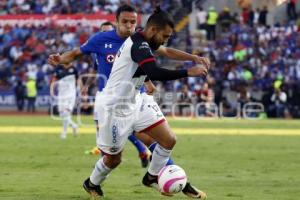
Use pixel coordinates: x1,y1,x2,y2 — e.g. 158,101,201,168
48,4,209,199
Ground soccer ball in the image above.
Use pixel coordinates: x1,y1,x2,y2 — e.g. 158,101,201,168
158,165,187,194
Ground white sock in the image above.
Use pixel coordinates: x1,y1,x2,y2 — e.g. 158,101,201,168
61,118,69,136
67,116,77,128
90,157,112,185
148,144,172,176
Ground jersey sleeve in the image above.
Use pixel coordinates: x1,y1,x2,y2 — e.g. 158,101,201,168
80,32,104,55
131,41,188,81
131,41,155,65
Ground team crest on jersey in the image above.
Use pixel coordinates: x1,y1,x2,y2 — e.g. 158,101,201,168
139,42,150,49
106,54,115,63
139,42,153,55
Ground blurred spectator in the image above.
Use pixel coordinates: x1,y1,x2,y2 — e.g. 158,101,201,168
14,79,26,111
287,0,298,21
26,77,37,112
268,87,288,118
248,8,254,27
177,84,192,116
253,8,260,26
80,94,94,115
104,0,120,13
241,7,250,25
206,6,218,40
196,6,207,30
181,0,193,13
236,85,251,116
220,97,237,117
196,82,215,117
233,43,247,62
258,6,268,26
0,54,11,88
231,12,241,24
139,0,152,14
218,7,232,32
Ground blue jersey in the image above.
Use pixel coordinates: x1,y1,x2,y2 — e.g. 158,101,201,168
80,30,123,91
80,30,145,93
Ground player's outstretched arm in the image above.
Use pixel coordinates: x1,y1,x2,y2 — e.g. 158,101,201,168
155,46,210,70
141,61,208,81
132,41,209,81
48,48,83,67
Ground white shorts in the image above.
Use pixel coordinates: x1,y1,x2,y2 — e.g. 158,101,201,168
95,93,165,155
93,91,102,121
58,97,76,115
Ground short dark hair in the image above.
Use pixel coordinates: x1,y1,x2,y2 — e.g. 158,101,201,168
100,21,115,29
146,6,174,29
116,4,136,20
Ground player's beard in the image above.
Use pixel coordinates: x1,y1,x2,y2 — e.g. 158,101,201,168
123,31,131,38
118,27,132,38
149,36,164,50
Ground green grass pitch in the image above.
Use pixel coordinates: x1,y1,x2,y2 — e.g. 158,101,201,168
0,116,300,200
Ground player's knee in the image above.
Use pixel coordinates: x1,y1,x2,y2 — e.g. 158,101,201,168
161,134,177,150
60,110,71,118
104,155,122,169
110,158,122,168
168,134,177,149
136,132,155,147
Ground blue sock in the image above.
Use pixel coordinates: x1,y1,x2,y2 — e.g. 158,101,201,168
128,134,147,154
149,142,174,165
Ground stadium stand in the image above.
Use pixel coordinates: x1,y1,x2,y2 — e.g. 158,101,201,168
0,0,299,118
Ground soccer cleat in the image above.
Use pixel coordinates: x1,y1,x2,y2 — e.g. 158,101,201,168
142,172,173,197
182,182,207,199
142,172,158,188
83,177,104,198
60,132,67,139
139,152,150,168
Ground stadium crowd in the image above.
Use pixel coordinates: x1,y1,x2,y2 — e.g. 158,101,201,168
0,0,174,14
0,1,300,118
168,4,300,118
167,21,300,118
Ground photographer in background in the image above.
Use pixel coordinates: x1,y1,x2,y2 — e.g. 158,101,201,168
268,86,288,118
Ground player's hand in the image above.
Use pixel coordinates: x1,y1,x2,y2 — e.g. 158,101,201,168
48,53,61,66
144,80,157,95
192,55,210,70
187,66,208,77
